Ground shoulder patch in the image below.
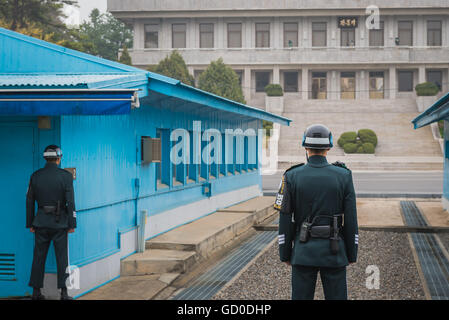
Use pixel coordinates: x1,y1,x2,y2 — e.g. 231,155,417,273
284,163,305,174
332,161,350,171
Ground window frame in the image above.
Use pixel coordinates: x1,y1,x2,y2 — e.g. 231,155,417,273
398,20,413,46
284,22,298,47
144,24,159,49
199,23,214,48
369,21,384,47
172,23,187,48
227,23,242,48
427,20,442,47
312,22,327,47
398,70,414,92
284,71,299,92
255,23,270,48
255,71,270,92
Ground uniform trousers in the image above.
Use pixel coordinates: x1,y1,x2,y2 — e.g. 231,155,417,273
29,228,69,289
291,265,347,300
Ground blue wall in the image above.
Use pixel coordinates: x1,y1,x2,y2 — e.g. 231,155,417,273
54,100,262,271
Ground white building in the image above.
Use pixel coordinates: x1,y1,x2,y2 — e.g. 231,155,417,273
108,0,449,109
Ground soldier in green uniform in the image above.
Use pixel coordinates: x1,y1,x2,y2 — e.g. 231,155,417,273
275,124,358,300
26,145,76,300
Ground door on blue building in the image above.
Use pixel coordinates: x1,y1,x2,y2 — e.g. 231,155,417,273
0,121,37,297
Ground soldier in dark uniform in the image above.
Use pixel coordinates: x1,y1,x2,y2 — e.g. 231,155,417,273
275,124,358,300
26,145,76,300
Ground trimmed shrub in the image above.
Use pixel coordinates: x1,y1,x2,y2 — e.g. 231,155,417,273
362,142,375,154
265,84,284,96
343,143,358,154
337,131,357,147
415,82,439,96
356,146,364,153
358,129,378,147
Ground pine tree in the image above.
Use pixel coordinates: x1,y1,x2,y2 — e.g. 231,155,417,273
198,58,246,104
151,51,195,86
119,45,132,65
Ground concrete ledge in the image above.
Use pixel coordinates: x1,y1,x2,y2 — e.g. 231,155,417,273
121,250,196,276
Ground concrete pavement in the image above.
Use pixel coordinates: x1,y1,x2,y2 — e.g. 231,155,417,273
79,196,449,300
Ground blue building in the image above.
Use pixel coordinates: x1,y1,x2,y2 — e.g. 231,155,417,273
413,92,449,209
0,27,290,298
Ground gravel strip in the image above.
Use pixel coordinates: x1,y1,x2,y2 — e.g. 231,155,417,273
213,230,426,300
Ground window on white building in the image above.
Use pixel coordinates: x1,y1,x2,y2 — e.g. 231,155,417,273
369,21,384,47
255,72,270,92
200,23,214,48
398,71,414,92
284,72,298,92
341,72,356,99
427,20,442,46
427,70,443,91
227,23,242,48
144,24,159,48
256,23,270,48
172,23,187,48
284,23,298,47
398,21,413,46
369,71,384,99
312,72,327,99
312,22,327,47
234,70,243,87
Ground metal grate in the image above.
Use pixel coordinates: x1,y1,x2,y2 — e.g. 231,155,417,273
400,201,428,227
400,201,449,300
0,253,16,281
172,230,277,300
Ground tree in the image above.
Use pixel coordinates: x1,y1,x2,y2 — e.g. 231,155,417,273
152,51,195,86
0,0,77,34
198,58,246,104
119,45,132,65
78,9,133,61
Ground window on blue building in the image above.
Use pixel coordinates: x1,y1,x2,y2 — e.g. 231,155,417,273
156,129,170,189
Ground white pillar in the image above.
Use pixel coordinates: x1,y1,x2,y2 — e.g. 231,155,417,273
273,66,280,85
244,67,251,102
302,68,309,100
389,66,396,99
418,66,426,84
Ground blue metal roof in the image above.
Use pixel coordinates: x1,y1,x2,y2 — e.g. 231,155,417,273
0,73,148,89
412,92,449,129
0,27,291,126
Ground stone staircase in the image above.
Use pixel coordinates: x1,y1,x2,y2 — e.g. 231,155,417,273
276,98,443,170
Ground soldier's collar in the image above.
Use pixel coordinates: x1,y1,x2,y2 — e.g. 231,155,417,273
44,162,58,169
307,155,329,167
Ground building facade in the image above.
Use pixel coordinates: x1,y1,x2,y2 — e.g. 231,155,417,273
108,0,449,108
0,27,288,298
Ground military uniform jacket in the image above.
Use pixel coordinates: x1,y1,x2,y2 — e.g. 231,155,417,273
275,155,358,267
26,162,77,229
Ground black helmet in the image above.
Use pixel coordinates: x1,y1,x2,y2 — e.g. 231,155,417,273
301,124,333,149
43,145,63,160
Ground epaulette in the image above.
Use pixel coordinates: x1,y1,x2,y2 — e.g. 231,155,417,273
284,163,305,174
332,161,350,171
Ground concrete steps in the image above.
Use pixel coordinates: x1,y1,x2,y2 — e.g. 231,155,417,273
120,195,276,283
121,249,197,276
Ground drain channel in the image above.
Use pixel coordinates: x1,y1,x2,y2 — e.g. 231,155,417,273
400,201,449,300
172,230,277,300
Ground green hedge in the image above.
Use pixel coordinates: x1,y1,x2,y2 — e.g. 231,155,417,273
265,84,284,96
343,143,358,154
358,129,378,147
337,131,357,147
362,142,375,154
339,129,378,154
415,82,439,96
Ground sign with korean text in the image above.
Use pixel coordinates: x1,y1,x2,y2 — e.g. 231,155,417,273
338,17,358,28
